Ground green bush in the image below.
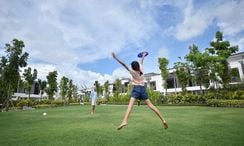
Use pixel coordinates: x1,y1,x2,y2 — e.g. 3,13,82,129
17,99,33,107
118,94,130,102
98,98,108,104
53,100,65,106
232,90,244,100
33,104,50,109
207,99,244,108
40,100,52,104
204,92,215,99
147,89,161,104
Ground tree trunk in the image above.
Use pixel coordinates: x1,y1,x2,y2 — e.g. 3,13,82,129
6,84,11,111
28,90,31,100
199,83,203,95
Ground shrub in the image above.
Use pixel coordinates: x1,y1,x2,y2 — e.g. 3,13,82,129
17,99,33,108
33,104,50,109
207,99,244,108
147,89,161,104
40,100,52,104
118,94,130,102
232,90,244,100
98,98,108,104
53,100,65,106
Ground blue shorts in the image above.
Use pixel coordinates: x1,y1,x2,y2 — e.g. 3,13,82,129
131,85,148,100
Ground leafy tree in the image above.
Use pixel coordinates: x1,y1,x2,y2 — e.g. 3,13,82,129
59,76,69,103
0,39,28,110
174,61,191,94
0,57,8,103
206,31,239,88
103,80,109,98
127,83,132,94
72,85,78,102
158,57,169,95
38,79,47,100
95,80,102,96
67,79,74,104
46,71,58,100
23,67,37,99
185,44,210,94
114,79,121,101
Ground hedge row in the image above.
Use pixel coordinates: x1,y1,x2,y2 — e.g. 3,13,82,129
207,99,244,108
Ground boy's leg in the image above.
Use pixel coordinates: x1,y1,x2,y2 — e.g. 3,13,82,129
145,99,168,129
92,105,95,114
91,99,96,114
118,97,136,130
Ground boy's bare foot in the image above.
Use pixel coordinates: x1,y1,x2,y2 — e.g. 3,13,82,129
163,122,168,129
117,122,127,130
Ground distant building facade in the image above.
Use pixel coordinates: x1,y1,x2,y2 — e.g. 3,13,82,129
12,80,43,101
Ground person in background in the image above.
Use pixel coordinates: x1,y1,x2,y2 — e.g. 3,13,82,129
90,83,98,114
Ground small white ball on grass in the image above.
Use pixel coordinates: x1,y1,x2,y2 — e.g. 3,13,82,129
43,112,47,116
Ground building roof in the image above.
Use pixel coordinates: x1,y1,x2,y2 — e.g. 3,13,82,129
229,51,244,57
144,72,160,77
227,51,244,61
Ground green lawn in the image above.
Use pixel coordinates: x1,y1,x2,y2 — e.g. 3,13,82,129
0,105,244,146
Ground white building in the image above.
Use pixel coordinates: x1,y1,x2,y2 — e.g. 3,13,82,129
12,80,44,101
227,52,244,82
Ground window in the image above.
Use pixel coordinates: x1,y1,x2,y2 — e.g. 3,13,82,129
150,81,156,90
230,68,240,82
167,78,177,89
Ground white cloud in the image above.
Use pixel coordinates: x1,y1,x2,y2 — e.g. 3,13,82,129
172,0,212,41
214,0,244,36
171,0,244,41
157,47,169,59
0,0,159,65
111,67,130,81
1,0,243,88
25,62,131,88
21,63,57,81
0,0,160,87
229,37,244,52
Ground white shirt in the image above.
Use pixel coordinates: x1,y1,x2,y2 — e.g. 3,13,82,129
90,89,97,100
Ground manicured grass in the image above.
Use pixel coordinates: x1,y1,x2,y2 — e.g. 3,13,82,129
0,105,244,146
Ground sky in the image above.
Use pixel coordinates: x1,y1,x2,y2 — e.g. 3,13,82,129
0,0,243,88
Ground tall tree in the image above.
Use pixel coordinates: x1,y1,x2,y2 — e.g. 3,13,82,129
206,31,239,88
23,67,37,99
103,80,109,98
94,81,101,97
38,79,47,100
67,79,74,104
59,76,69,103
185,44,210,94
0,39,28,110
72,85,78,102
114,79,121,101
174,61,191,94
46,71,58,100
158,57,169,95
0,57,8,103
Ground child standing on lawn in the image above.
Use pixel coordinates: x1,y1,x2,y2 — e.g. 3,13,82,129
90,83,98,114
112,52,168,130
